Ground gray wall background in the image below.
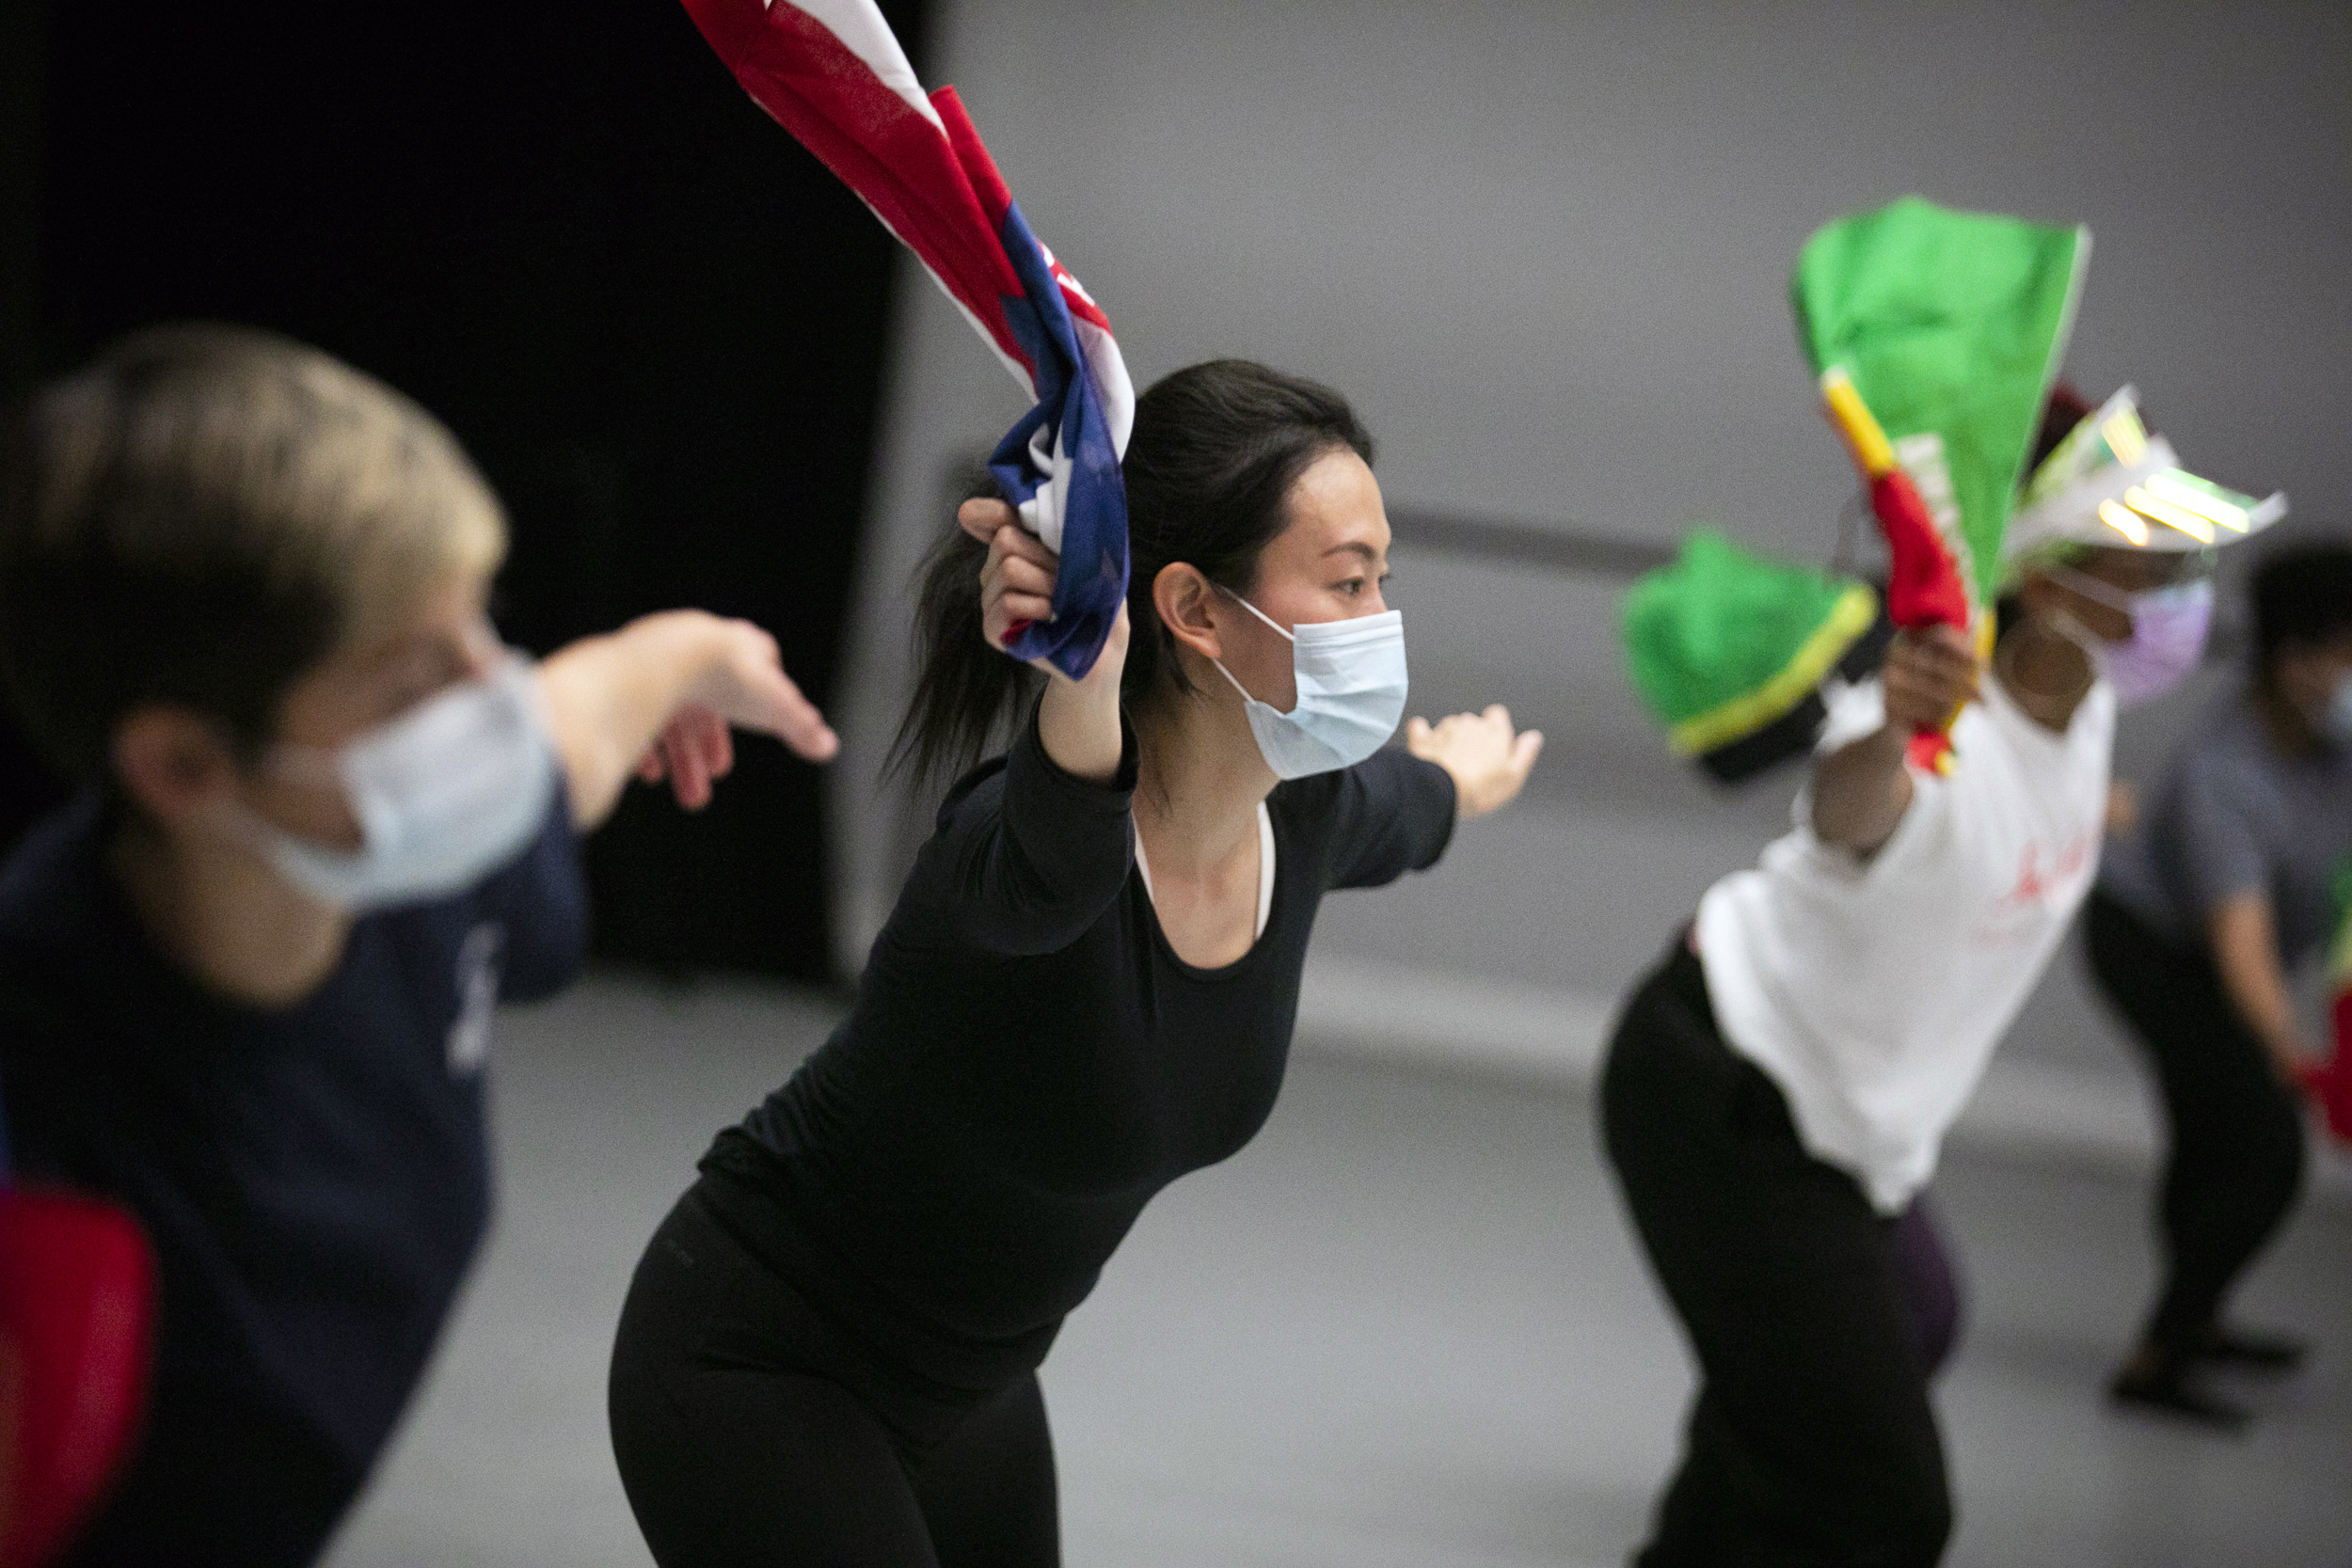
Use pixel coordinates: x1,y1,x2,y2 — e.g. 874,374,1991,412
831,0,2351,1079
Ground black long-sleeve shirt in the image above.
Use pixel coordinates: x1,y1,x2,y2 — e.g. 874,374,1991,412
698,712,1455,1385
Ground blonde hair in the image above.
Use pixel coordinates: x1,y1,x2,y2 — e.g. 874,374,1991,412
0,324,506,777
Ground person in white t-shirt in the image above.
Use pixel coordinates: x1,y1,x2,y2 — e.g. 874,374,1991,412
1599,392,2277,1566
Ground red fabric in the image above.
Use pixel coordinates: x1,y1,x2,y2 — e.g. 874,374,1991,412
1869,467,1972,774
930,87,1012,235
930,88,1117,339
1869,468,1970,635
0,1190,155,1568
675,0,1031,371
1903,729,1954,775
2314,996,2352,1145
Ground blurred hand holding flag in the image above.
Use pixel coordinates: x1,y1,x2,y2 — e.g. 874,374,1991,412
678,0,1134,679
1621,199,2083,784
1794,198,2088,771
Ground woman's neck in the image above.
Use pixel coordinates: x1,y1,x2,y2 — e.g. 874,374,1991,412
1126,686,1277,878
1992,618,2098,735
110,816,352,1008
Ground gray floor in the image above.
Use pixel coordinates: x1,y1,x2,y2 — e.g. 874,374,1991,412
326,974,2352,1568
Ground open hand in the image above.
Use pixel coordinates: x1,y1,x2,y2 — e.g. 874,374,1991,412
1883,625,1979,734
688,619,838,760
636,618,838,810
1406,705,1544,820
636,704,733,811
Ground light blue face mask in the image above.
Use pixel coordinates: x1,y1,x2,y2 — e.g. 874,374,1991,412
1211,590,1408,780
226,656,559,911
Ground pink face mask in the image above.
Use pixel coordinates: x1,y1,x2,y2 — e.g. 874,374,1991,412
2046,564,2215,707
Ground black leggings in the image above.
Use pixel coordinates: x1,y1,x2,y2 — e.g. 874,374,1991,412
2084,889,2307,1359
1601,939,1959,1568
608,1190,1059,1568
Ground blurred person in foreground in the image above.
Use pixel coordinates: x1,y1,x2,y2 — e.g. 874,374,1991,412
0,325,837,1568
1601,390,2279,1567
2087,541,2352,1427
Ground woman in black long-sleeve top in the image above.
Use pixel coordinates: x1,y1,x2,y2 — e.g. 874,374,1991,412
607,360,1543,1567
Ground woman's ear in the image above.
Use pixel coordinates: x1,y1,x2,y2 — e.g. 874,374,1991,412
1153,562,1225,664
111,707,243,829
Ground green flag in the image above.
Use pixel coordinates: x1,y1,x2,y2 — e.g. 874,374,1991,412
1792,197,2089,603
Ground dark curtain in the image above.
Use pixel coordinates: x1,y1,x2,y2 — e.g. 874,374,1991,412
8,0,928,979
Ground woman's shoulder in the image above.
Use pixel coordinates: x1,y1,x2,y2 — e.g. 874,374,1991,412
930,752,1012,829
1267,748,1451,833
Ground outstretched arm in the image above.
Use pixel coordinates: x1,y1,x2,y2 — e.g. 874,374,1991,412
1811,626,1977,855
535,610,838,831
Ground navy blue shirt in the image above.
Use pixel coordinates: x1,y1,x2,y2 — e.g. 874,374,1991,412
0,789,585,1562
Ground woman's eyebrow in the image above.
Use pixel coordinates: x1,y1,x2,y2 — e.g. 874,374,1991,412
1322,541,1381,562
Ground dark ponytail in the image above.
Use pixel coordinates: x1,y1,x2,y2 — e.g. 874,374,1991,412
891,478,1044,791
891,358,1373,789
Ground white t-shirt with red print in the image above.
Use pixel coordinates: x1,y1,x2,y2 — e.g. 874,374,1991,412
1695,672,2115,1212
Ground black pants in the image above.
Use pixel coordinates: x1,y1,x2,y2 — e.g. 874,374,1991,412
1601,940,1959,1568
608,1189,1059,1568
2083,889,2307,1359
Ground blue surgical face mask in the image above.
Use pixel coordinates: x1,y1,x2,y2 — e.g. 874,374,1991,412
224,656,559,911
1211,589,1408,780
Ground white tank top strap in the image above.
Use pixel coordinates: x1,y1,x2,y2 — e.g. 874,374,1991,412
1254,800,1275,939
1132,801,1276,942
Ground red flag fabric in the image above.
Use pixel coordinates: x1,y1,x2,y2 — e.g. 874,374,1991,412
0,1189,155,1568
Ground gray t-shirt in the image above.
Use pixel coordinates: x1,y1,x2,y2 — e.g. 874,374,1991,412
2100,689,2352,964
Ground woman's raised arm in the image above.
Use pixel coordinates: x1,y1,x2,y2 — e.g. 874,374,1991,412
963,499,1128,784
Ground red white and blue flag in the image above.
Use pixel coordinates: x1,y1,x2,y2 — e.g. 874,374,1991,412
679,0,1135,678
